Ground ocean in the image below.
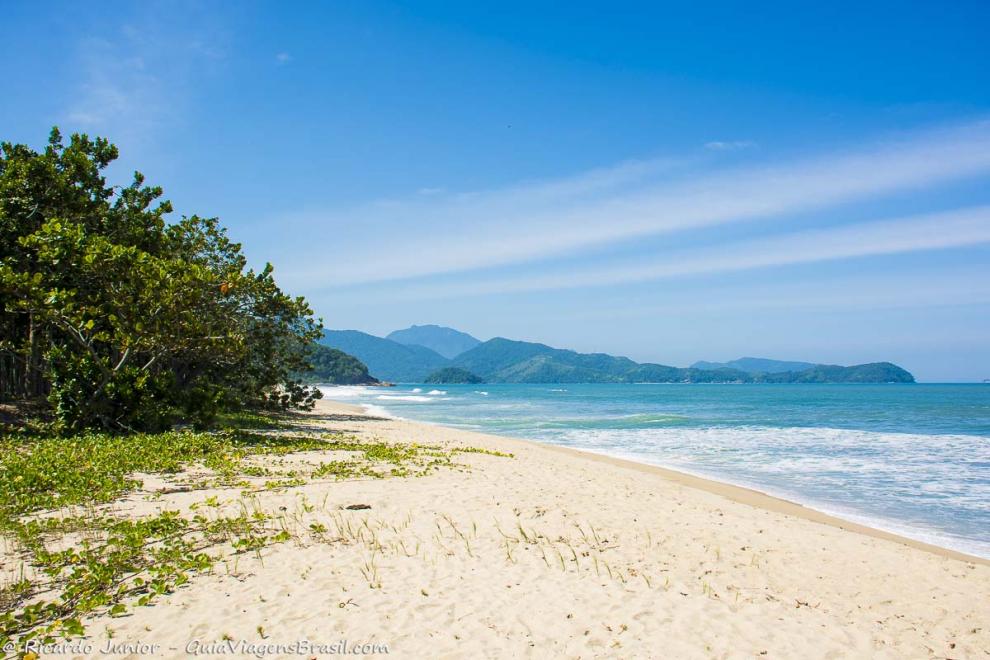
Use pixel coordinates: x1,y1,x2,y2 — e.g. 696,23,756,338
320,383,990,558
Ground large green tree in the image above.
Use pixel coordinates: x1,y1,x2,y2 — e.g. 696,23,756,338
1,129,322,431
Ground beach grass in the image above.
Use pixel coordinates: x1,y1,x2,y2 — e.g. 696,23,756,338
0,410,506,648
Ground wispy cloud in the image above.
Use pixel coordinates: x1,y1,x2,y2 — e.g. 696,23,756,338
61,11,227,149
64,37,162,138
378,205,990,299
704,140,757,151
275,52,292,64
276,119,990,288
539,266,990,324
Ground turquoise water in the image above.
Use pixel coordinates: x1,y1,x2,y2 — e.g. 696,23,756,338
321,383,990,558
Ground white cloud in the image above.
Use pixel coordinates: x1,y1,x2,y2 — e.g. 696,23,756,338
334,205,990,299
540,266,990,323
64,37,162,137
275,118,990,288
276,52,292,64
704,140,757,151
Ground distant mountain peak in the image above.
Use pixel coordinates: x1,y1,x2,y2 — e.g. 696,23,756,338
386,325,481,359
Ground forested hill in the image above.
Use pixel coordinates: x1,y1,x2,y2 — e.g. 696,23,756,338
759,362,914,383
321,330,448,382
297,345,379,385
424,367,484,384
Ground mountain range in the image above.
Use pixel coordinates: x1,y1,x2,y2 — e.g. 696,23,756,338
319,325,915,384
321,330,449,383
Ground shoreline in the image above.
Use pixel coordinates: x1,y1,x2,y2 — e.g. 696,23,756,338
66,396,989,657
335,397,988,566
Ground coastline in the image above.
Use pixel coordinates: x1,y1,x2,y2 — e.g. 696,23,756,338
342,381,990,561
340,397,988,566
531,438,990,566
70,396,989,658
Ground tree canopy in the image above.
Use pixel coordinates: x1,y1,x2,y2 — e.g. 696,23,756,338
0,128,323,431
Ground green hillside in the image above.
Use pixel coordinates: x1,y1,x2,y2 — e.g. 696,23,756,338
760,362,914,383
424,367,484,384
320,330,449,382
299,345,379,385
449,338,554,376
452,338,707,383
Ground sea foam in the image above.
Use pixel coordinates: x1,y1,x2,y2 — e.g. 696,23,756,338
326,383,990,558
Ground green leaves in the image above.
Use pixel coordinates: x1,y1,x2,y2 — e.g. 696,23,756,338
1,127,323,428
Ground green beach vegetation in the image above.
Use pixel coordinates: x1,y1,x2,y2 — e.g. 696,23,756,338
0,132,515,647
1,128,324,431
0,414,499,647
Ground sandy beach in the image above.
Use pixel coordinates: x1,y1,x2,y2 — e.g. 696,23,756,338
62,396,990,659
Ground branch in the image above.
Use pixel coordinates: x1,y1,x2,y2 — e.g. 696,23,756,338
113,347,131,372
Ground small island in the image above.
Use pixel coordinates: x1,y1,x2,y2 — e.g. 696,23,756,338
424,367,485,384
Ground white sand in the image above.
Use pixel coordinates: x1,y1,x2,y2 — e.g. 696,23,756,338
67,397,990,658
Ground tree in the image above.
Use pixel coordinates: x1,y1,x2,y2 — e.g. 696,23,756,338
0,128,323,431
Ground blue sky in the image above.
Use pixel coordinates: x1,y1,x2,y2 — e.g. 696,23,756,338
3,1,990,381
